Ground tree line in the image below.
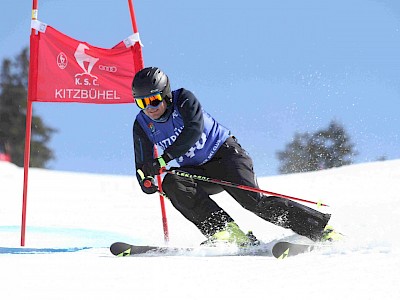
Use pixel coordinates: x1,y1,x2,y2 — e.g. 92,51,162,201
276,120,357,174
0,47,55,167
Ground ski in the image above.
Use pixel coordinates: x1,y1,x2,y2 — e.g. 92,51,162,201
110,241,271,257
110,242,194,257
272,227,344,259
111,241,329,258
272,241,315,259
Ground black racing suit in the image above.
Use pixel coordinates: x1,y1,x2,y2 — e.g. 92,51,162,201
133,89,330,241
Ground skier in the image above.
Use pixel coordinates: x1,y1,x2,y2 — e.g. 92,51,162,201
132,67,339,246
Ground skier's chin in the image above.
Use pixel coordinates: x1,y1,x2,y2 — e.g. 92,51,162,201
145,108,160,118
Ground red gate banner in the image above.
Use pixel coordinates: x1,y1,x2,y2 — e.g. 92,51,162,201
30,20,143,104
20,1,166,248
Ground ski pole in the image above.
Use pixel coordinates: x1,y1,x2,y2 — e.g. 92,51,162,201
152,146,169,243
164,169,329,207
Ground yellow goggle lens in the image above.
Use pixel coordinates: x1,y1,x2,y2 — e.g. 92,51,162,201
135,93,163,109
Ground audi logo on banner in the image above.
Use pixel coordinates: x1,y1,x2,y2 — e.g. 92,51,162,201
99,65,118,73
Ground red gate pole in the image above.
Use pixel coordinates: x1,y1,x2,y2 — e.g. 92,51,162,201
127,0,169,242
127,0,144,71
21,0,39,246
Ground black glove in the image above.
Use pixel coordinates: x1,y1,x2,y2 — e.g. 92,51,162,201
137,169,158,194
139,176,158,194
142,156,167,177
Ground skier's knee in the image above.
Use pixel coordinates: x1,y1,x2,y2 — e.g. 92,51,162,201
162,173,196,195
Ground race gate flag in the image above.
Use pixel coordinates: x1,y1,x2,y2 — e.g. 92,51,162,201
20,1,165,248
30,20,143,104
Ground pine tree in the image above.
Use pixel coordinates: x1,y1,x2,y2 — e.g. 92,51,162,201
277,121,357,174
0,47,56,167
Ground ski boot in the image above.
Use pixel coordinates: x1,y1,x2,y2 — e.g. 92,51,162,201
320,225,343,242
201,222,259,247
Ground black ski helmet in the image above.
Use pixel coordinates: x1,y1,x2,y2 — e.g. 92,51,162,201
132,67,172,104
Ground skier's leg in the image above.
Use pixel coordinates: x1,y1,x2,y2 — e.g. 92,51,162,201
211,137,330,241
162,171,234,237
163,165,256,245
256,196,331,241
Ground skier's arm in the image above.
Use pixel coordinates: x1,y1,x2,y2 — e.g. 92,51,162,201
133,119,158,194
162,89,204,161
133,119,154,168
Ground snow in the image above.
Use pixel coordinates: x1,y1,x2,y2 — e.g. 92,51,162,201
1,159,400,299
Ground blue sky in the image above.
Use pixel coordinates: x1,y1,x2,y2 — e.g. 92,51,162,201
2,0,399,176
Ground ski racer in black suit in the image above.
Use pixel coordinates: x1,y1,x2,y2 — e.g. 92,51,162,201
132,67,335,246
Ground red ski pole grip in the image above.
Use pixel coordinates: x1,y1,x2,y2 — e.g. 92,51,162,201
143,180,152,188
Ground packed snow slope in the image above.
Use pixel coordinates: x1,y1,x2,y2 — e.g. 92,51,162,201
1,159,399,299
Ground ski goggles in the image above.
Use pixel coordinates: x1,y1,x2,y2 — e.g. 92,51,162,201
135,93,163,110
